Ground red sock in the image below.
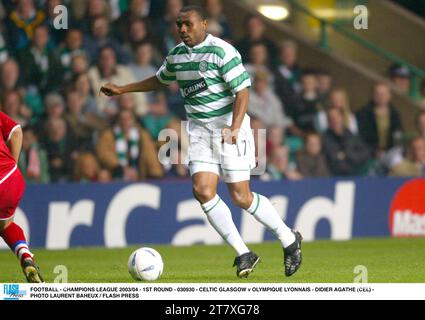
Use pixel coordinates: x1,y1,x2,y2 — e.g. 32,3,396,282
0,222,33,264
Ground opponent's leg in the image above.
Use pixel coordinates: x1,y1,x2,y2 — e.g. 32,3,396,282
193,172,251,259
227,181,303,277
0,219,33,263
0,218,44,283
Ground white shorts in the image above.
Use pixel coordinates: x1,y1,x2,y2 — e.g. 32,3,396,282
187,114,256,183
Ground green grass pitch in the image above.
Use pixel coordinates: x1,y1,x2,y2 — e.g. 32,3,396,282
1,238,424,283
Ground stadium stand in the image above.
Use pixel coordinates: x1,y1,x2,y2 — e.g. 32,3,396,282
0,0,424,183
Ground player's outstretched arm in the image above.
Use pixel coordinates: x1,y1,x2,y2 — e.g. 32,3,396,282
8,126,23,162
100,76,166,96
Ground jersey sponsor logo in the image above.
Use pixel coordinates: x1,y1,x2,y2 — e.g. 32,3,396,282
389,179,425,237
182,78,208,98
199,61,208,72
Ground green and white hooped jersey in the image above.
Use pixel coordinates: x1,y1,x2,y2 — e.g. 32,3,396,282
156,34,251,122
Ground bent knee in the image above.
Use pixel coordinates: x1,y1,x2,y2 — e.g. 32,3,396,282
231,191,253,209
192,184,216,204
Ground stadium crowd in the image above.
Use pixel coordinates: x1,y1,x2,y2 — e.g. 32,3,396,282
0,0,424,184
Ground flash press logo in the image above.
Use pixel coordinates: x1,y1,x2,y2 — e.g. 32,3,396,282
3,284,27,300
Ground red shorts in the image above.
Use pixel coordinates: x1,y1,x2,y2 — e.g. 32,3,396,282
0,167,25,220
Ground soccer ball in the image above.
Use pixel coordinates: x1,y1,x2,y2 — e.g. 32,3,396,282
128,247,164,281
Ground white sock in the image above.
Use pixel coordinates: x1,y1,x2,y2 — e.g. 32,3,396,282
247,192,296,248
201,194,250,256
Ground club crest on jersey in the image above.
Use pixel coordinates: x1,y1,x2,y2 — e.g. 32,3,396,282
182,78,208,98
199,61,208,72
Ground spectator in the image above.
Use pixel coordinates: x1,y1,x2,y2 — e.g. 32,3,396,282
0,59,22,94
420,80,425,108
5,0,45,52
57,29,87,79
390,137,425,177
296,132,329,177
316,69,333,104
262,145,302,181
323,108,370,176
64,89,106,151
149,0,167,20
0,30,8,63
0,2,5,21
248,70,290,129
122,18,158,61
1,90,32,126
250,116,265,164
316,89,358,134
114,0,153,42
389,64,410,94
88,45,147,118
158,0,184,46
129,41,158,87
74,152,111,182
266,123,301,164
162,19,182,55
118,93,137,113
80,0,111,33
69,53,89,77
18,125,50,183
166,81,186,120
17,24,63,95
0,60,44,124
117,90,148,117
68,0,88,22
96,109,163,180
84,15,129,64
266,126,285,153
235,15,277,64
44,117,78,182
383,105,425,176
291,70,323,135
97,169,113,183
416,111,425,139
73,72,98,115
273,40,302,114
141,91,182,148
38,92,66,135
244,42,272,84
356,83,403,157
204,0,232,41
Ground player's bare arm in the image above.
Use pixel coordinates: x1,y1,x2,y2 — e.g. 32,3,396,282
99,75,166,96
222,88,249,145
8,126,23,162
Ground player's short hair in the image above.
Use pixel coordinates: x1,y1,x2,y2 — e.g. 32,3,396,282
180,5,208,21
